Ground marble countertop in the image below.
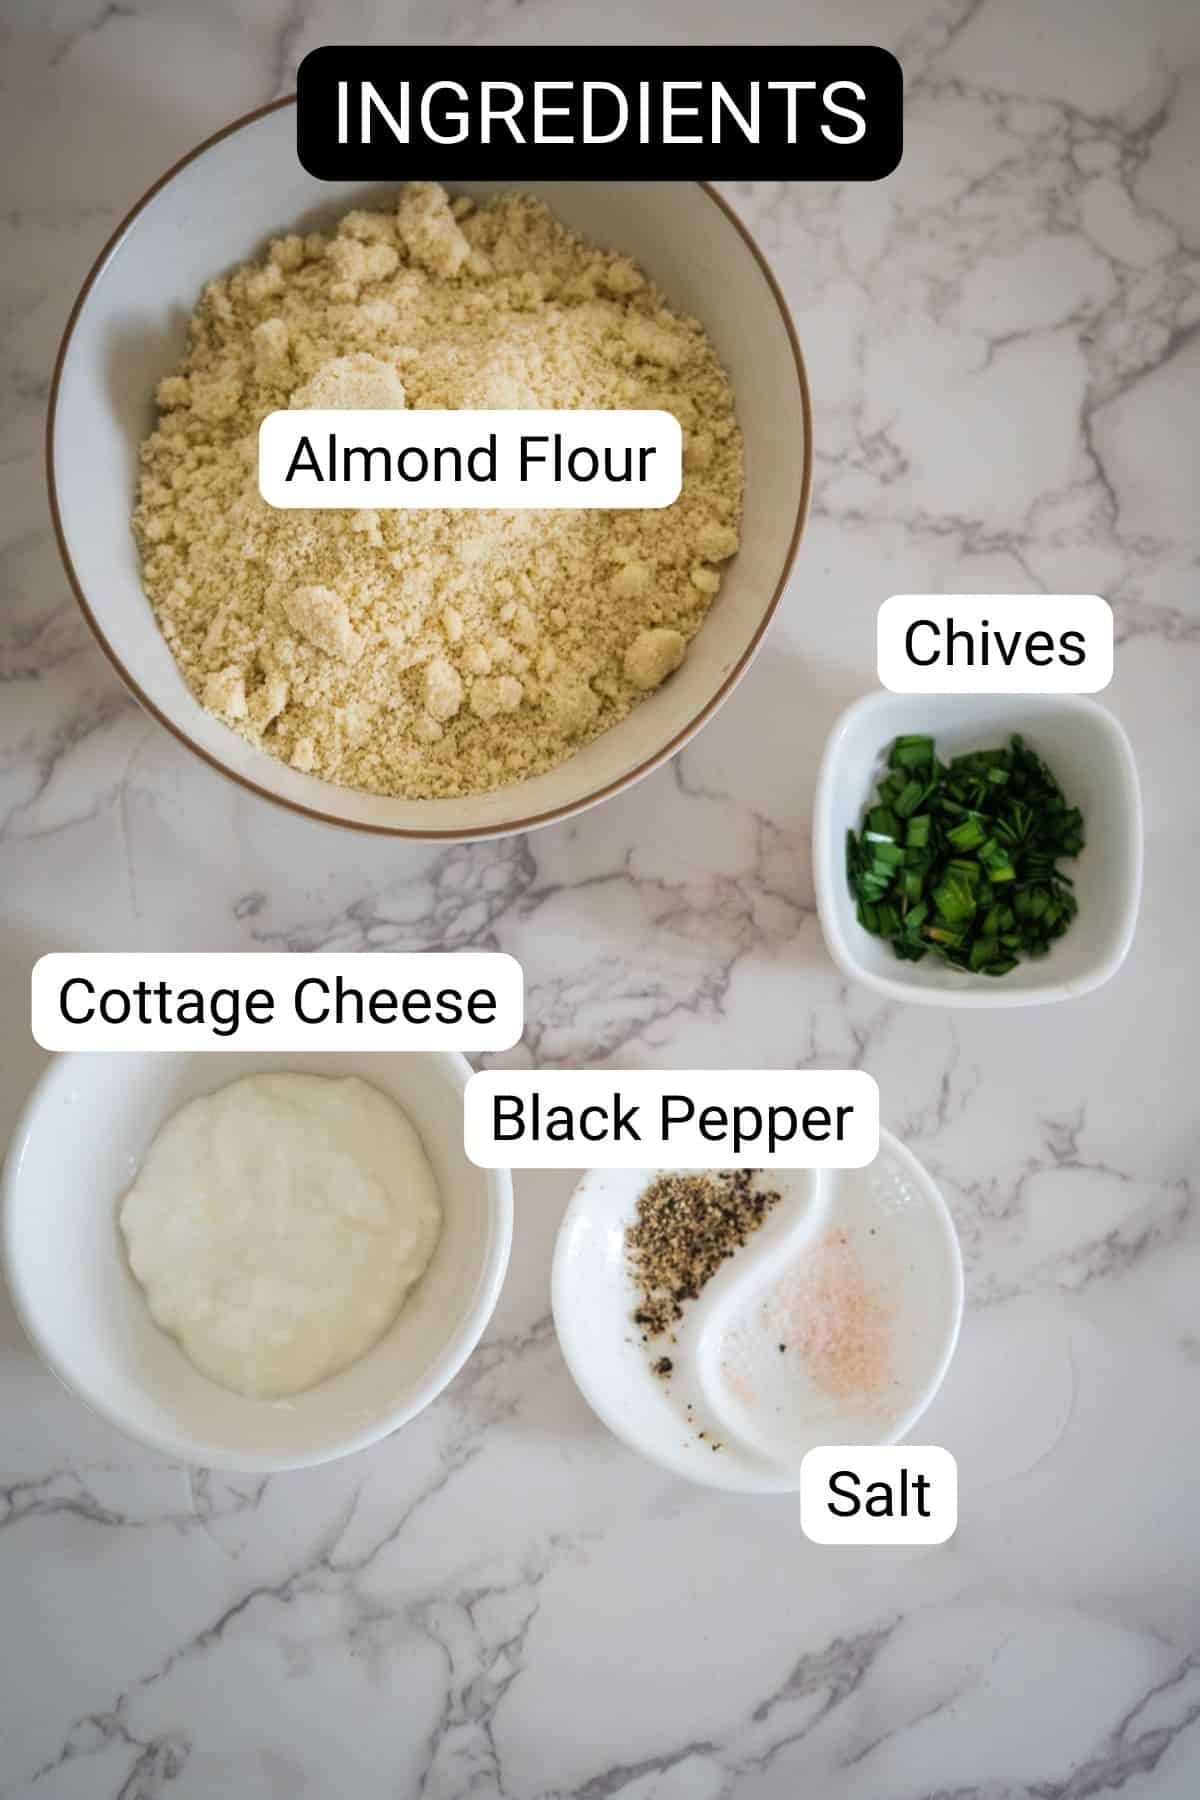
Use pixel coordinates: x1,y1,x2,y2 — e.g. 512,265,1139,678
3,2,1199,1795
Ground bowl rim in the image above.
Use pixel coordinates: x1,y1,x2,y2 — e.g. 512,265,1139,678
1,1048,515,1471
812,689,1144,1008
550,1129,965,1494
46,97,814,840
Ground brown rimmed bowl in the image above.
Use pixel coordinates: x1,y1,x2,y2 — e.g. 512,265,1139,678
48,100,811,839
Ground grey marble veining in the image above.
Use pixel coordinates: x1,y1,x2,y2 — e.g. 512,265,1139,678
2,1,1199,1795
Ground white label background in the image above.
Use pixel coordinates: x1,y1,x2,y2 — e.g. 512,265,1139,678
260,409,682,509
878,594,1113,693
800,1446,958,1545
32,953,524,1052
464,1069,879,1168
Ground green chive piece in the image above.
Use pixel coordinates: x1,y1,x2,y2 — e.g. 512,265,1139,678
947,815,986,851
893,780,926,819
889,735,935,770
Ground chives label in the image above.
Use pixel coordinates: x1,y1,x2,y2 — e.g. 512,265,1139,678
878,595,1113,694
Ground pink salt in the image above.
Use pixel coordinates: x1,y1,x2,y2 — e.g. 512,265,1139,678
769,1228,891,1399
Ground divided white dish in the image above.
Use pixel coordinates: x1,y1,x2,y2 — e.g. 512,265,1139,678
551,1132,963,1495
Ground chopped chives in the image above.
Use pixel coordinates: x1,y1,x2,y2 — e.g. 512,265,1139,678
846,733,1083,976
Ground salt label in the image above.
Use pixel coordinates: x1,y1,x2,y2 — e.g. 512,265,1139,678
800,1445,958,1545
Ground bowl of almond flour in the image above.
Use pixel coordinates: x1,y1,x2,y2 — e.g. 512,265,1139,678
49,100,811,837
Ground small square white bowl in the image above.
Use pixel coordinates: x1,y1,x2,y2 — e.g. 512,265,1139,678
813,692,1142,1007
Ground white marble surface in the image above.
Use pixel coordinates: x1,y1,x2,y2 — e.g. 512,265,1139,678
2,1,1199,1794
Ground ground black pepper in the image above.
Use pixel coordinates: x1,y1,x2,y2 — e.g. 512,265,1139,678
626,1169,782,1375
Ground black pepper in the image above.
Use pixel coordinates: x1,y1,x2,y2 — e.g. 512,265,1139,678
626,1169,782,1377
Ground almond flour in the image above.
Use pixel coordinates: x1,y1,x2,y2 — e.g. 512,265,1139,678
133,183,744,799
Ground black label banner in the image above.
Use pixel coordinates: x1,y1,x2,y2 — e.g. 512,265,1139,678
297,46,902,181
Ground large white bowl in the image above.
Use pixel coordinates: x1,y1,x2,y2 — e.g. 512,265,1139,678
813,691,1143,1006
48,100,811,838
2,1051,512,1470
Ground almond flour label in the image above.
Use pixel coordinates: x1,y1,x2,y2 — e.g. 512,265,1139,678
259,409,683,508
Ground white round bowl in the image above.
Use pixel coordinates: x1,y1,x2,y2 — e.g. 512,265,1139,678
813,691,1143,1007
2,1051,512,1470
48,99,811,838
551,1133,963,1495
